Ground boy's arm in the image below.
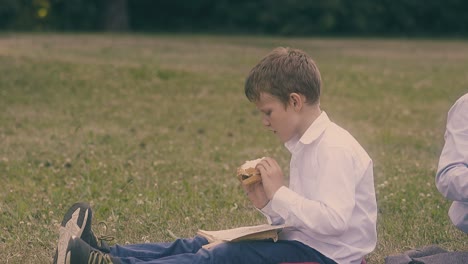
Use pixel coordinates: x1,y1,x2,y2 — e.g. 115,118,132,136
270,147,366,236
436,97,468,202
241,157,286,224
242,171,285,225
258,202,285,225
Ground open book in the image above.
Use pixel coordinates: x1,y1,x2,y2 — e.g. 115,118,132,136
197,224,286,249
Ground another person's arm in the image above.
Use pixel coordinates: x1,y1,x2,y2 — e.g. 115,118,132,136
436,96,468,202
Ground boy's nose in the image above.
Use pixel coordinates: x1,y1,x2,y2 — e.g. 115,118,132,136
262,117,270,127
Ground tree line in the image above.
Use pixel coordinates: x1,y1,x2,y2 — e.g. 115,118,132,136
1,0,467,36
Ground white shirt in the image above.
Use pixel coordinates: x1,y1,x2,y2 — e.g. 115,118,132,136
436,93,468,233
261,111,377,264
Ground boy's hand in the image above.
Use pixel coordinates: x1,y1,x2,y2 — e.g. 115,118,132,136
256,157,284,200
243,182,269,209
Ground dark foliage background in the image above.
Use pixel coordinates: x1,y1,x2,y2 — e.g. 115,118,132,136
1,0,468,36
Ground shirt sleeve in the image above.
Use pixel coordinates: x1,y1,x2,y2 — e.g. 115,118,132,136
258,202,285,225
271,147,357,236
436,95,468,202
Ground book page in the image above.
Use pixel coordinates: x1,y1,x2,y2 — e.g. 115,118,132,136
197,224,286,242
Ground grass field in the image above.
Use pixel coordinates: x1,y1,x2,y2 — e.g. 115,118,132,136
0,33,467,263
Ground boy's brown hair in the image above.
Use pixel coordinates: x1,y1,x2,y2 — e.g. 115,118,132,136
245,47,321,106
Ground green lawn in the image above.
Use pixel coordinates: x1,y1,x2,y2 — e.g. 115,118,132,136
0,33,466,263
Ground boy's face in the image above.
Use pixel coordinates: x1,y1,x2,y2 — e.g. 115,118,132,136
255,92,299,143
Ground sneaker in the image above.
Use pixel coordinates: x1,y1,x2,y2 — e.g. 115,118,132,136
64,236,118,264
53,203,110,264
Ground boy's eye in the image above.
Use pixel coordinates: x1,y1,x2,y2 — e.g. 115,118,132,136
265,111,272,116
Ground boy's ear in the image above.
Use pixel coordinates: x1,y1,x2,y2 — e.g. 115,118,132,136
289,93,303,111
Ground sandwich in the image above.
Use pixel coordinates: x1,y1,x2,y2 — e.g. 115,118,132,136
237,157,264,185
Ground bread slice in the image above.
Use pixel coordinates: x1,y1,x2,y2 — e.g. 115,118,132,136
237,158,264,185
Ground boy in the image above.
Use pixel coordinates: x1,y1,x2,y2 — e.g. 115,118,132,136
53,47,377,264
436,92,468,233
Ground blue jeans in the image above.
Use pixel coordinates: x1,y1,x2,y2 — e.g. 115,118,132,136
109,236,336,264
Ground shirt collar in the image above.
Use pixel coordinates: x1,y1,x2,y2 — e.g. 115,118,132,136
285,111,331,153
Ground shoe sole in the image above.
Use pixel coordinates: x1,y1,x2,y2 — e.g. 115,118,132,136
64,235,78,264
55,205,90,264
65,251,71,264
64,237,73,264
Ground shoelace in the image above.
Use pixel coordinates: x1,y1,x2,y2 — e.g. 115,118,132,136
96,222,115,246
89,251,113,264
